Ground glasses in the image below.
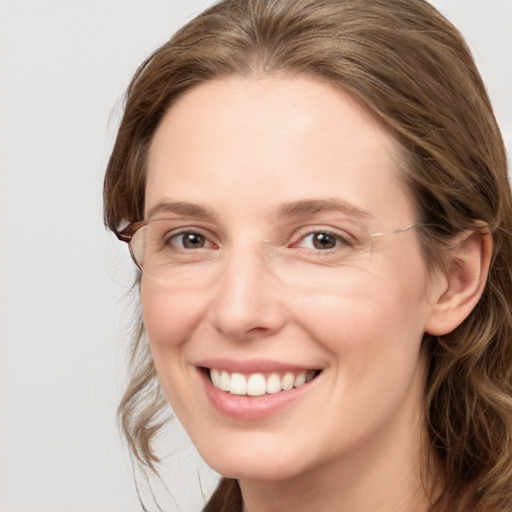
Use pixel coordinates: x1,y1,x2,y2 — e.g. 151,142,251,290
115,217,420,282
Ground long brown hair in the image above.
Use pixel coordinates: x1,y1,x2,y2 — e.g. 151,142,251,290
104,0,512,510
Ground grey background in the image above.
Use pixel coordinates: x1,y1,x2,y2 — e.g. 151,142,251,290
1,1,511,511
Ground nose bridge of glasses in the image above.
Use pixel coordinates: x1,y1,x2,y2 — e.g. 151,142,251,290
208,238,290,334
220,237,280,281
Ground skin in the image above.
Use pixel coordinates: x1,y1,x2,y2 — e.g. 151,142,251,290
141,76,468,512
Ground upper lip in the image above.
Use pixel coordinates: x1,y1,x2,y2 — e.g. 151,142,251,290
196,358,322,374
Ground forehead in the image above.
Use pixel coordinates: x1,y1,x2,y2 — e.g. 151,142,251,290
146,76,415,226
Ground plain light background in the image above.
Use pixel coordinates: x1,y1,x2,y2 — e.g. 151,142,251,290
0,1,510,511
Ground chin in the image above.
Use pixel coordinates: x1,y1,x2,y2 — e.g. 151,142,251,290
208,456,306,483
194,430,310,483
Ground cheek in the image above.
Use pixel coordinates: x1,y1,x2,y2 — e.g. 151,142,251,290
140,280,205,347
139,280,207,407
140,281,207,417
289,275,430,443
292,263,431,374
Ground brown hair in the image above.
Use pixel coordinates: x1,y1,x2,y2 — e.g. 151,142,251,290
103,0,512,510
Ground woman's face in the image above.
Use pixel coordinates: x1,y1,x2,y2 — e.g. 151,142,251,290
142,76,442,483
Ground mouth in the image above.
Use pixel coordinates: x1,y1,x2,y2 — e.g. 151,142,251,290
205,368,322,397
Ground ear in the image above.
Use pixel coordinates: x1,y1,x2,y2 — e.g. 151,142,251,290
425,227,492,336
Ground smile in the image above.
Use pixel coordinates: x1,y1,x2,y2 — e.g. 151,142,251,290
209,368,319,396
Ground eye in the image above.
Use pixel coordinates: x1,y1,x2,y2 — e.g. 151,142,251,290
294,231,353,251
168,232,214,250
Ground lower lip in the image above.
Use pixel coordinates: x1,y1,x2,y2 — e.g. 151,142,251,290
199,369,318,421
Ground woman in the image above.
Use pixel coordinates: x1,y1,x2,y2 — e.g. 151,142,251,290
103,0,512,510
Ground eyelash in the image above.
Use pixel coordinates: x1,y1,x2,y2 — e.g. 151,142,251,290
165,230,217,250
290,229,355,252
164,228,355,252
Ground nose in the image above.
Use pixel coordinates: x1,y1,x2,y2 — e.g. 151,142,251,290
209,245,288,341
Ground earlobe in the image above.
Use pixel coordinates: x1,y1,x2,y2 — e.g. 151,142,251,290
425,228,493,336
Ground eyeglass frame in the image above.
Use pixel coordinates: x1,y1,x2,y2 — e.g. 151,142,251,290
115,220,422,273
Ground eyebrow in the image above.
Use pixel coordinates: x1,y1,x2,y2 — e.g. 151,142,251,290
276,198,373,220
146,200,217,220
145,198,373,222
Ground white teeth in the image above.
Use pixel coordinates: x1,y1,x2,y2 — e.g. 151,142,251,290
210,368,221,388
281,372,295,391
294,372,306,387
220,370,230,391
266,373,281,394
247,374,266,396
230,373,247,395
209,369,317,396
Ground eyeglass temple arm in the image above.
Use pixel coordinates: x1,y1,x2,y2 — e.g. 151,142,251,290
370,223,421,239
